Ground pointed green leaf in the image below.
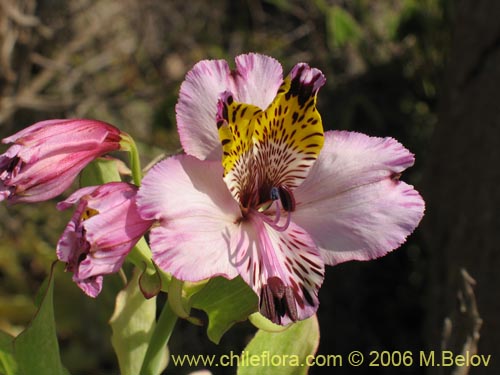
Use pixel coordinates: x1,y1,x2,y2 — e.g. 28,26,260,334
191,277,258,344
110,269,162,375
13,264,66,375
0,331,17,375
237,315,320,375
79,156,124,187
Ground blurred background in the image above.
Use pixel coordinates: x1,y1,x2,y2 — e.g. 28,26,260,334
1,0,498,374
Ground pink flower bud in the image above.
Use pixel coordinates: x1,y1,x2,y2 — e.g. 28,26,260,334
0,119,125,203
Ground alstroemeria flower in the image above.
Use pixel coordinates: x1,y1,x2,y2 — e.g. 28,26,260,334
0,119,128,203
57,182,153,297
138,53,425,325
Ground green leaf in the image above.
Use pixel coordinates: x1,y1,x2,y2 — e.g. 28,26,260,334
326,5,362,49
191,277,258,344
0,331,17,375
79,156,124,187
237,315,320,375
13,263,66,375
110,269,163,375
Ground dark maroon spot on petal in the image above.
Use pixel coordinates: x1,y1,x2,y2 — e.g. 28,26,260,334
300,132,323,141
301,285,315,307
222,104,229,121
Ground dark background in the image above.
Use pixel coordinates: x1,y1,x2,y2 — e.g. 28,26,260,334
1,0,498,374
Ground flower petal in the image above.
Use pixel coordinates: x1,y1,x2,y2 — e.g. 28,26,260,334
74,275,103,298
137,155,242,281
176,54,283,161
233,215,324,325
176,59,232,161
232,53,283,110
293,131,425,265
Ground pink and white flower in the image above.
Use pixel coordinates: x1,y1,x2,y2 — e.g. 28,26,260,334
0,119,126,203
137,53,425,325
57,182,153,297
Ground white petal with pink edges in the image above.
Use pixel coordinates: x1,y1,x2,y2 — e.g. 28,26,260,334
137,155,242,281
293,131,425,265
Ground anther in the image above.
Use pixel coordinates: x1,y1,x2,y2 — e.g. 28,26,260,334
269,186,295,212
260,277,298,324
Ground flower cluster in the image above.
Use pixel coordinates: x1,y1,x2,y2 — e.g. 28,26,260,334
0,53,424,325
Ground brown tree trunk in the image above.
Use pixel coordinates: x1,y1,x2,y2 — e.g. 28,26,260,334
424,0,500,374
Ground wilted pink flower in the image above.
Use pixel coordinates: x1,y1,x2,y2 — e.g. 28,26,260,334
0,119,126,203
57,182,153,297
138,53,425,325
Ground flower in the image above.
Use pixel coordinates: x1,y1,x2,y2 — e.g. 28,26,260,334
57,182,153,297
0,119,127,203
137,53,425,325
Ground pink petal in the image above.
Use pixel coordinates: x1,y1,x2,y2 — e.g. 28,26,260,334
56,202,86,263
77,244,130,279
176,59,232,161
233,215,324,325
176,54,283,160
232,53,283,110
137,155,242,281
293,131,425,265
57,186,98,210
75,275,103,298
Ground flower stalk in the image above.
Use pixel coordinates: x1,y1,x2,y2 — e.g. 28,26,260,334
120,133,143,187
139,301,178,375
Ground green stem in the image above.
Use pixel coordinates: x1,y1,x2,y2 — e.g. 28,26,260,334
121,133,142,186
140,300,178,375
128,137,142,186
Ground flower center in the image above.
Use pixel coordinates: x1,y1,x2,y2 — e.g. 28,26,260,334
252,185,295,232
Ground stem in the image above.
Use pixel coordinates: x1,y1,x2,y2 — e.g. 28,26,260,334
140,300,178,375
121,133,142,186
128,137,142,186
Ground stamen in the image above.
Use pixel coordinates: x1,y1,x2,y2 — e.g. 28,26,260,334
277,186,295,212
256,200,273,212
257,186,294,232
260,277,298,324
256,202,291,232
